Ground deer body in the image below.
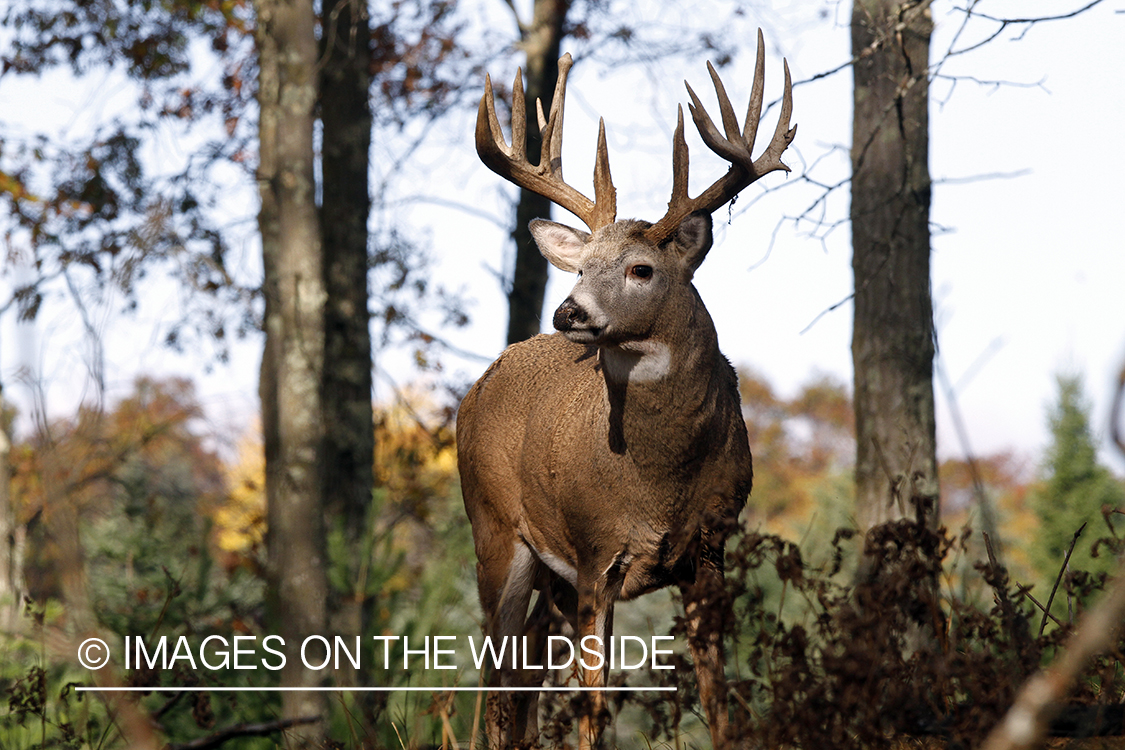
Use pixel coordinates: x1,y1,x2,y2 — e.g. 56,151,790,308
460,222,751,601
461,328,749,589
459,31,795,749
459,217,752,749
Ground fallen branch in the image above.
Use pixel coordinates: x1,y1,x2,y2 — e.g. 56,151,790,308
165,715,321,750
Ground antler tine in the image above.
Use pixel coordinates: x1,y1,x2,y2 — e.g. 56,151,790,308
477,74,514,167
706,62,742,151
753,57,796,176
644,29,797,244
544,54,571,179
510,68,527,162
686,72,752,167
670,106,690,206
475,53,617,233
592,119,617,229
743,28,768,151
535,97,557,178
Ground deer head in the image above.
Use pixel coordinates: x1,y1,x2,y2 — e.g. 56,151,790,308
459,29,795,750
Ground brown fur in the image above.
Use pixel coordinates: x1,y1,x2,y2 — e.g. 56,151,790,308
457,215,752,749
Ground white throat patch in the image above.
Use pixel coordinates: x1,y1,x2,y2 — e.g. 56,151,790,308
600,342,672,383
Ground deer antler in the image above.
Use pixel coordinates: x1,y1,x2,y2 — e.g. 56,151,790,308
644,29,796,243
476,53,617,233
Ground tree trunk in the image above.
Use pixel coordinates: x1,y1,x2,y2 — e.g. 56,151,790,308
850,0,939,535
255,0,328,742
505,0,571,345
0,382,24,633
319,0,374,562
319,0,379,726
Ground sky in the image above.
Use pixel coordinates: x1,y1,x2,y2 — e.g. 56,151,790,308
2,0,1124,475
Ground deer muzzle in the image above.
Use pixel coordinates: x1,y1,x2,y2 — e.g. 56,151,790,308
554,297,601,341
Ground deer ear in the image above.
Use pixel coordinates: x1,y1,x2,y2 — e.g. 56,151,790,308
673,211,714,272
530,219,590,274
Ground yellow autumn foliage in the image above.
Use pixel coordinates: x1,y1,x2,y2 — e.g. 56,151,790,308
372,390,458,517
213,426,266,555
209,390,459,559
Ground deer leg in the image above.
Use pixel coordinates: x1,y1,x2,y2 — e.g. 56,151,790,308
575,579,614,750
508,583,559,743
679,554,732,750
480,541,540,749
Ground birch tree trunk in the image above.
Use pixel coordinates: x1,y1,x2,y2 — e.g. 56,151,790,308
255,0,328,741
851,0,939,535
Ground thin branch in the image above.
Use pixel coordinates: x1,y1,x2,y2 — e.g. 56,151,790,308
799,250,891,336
1039,522,1086,637
946,0,1106,57
933,73,1048,106
982,533,1023,668
1015,583,1065,631
391,194,510,230
951,335,1005,394
799,291,853,336
934,169,1036,187
788,0,935,93
151,690,186,721
165,716,322,750
952,0,1106,26
500,0,528,37
937,356,1003,558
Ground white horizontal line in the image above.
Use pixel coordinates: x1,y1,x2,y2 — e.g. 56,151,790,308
76,686,676,693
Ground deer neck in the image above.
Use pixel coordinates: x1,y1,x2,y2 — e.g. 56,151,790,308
599,340,674,384
599,284,719,388
598,289,724,460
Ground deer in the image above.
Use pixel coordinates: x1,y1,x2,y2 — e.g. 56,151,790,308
457,30,795,750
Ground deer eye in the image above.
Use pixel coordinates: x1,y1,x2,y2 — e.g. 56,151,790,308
629,265,653,280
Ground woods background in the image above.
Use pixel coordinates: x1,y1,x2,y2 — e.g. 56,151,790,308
1,1,1124,748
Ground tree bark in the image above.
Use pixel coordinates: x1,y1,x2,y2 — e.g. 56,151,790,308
850,0,939,534
0,382,24,633
319,0,379,726
505,0,571,345
320,0,374,561
255,0,328,742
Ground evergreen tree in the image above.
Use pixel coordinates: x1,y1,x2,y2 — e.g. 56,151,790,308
1030,374,1125,599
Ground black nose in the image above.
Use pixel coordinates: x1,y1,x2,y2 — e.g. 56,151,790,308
553,297,588,331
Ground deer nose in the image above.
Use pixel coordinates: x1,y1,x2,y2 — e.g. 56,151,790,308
553,297,588,331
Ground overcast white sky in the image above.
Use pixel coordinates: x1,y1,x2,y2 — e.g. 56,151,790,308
2,0,1124,475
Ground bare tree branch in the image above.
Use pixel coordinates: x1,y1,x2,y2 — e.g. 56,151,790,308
953,0,1107,26
945,0,1107,56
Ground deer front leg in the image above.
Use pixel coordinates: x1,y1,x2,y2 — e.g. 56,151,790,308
680,555,732,750
575,579,614,750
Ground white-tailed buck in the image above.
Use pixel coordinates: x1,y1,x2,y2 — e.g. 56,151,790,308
458,30,795,750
